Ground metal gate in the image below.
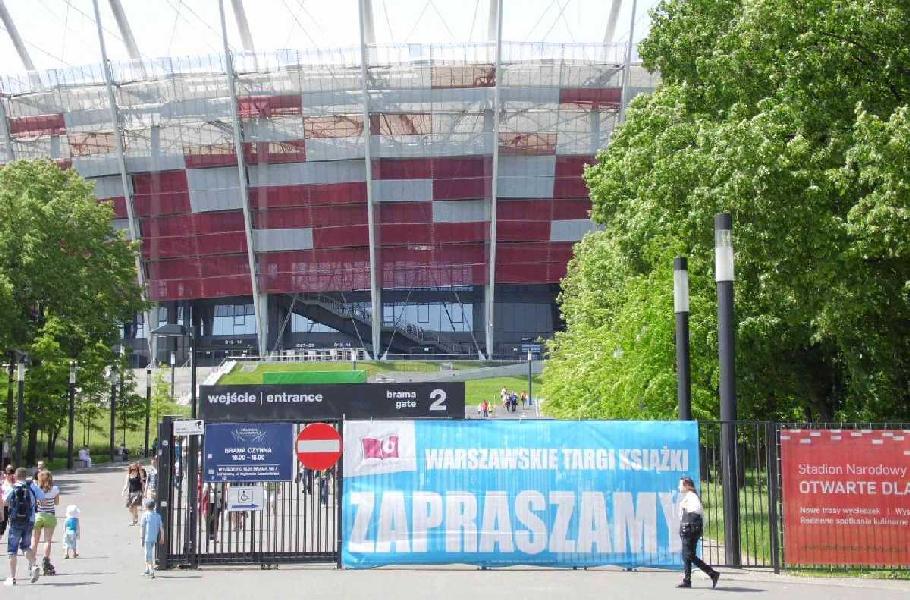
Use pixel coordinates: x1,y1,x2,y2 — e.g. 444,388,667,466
155,417,341,568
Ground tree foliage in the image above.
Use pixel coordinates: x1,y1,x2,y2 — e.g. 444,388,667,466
0,160,145,457
543,0,910,422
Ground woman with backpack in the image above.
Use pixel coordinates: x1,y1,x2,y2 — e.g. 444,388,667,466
122,463,144,526
32,470,60,576
676,476,720,589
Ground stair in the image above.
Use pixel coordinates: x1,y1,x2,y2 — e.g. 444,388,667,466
296,295,459,356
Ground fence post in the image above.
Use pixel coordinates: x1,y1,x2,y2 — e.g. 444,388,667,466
336,416,344,569
156,416,174,569
766,421,781,573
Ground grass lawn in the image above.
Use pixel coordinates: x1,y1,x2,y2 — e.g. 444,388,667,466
465,375,542,409
701,478,774,566
26,408,189,473
218,360,512,385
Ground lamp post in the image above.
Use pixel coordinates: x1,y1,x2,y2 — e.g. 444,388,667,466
169,351,176,401
14,359,25,466
5,352,13,437
674,257,692,420
109,365,119,463
144,365,151,457
120,347,127,447
67,361,76,470
715,212,741,567
527,348,533,410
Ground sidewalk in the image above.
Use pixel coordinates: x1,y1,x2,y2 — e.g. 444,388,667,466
9,466,907,599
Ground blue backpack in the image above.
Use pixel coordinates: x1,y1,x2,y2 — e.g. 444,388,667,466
9,484,35,527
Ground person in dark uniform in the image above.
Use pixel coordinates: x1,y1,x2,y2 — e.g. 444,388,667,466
677,476,720,589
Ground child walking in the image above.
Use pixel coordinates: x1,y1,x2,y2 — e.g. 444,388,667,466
63,505,80,559
138,499,162,578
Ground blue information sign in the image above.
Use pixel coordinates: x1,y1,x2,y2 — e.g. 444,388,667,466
203,422,294,483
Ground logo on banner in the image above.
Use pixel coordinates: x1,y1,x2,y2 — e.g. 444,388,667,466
362,435,399,460
344,421,417,477
231,427,268,444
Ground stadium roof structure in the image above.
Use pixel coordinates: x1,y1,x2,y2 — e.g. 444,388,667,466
0,0,659,360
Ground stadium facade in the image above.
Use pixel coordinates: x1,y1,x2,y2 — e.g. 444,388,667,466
0,4,657,363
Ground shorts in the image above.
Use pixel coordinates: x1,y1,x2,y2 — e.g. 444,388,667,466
126,492,143,508
64,532,78,550
144,542,156,563
7,525,32,555
34,512,57,529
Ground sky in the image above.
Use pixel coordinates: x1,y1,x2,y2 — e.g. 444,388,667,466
0,0,658,76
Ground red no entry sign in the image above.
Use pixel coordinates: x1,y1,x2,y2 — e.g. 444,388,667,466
296,423,342,470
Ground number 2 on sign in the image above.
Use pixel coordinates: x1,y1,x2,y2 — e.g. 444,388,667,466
429,388,447,411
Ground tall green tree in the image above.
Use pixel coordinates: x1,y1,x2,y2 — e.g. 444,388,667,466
543,0,910,422
0,160,144,459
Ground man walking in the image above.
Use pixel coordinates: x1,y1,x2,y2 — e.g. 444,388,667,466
5,467,45,585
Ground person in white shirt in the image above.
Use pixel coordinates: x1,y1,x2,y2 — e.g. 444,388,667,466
677,476,719,589
77,448,92,468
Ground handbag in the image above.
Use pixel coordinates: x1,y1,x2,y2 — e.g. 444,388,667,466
679,511,703,538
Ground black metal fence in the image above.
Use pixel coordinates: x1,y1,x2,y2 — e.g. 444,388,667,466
154,418,909,572
156,417,341,568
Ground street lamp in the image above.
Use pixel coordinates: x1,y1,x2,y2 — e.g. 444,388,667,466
144,365,152,457
14,359,25,466
108,363,119,463
674,257,692,420
715,212,740,567
527,348,533,412
169,351,176,401
67,361,76,470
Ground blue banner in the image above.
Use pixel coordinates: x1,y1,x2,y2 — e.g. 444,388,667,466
203,422,294,483
342,420,699,568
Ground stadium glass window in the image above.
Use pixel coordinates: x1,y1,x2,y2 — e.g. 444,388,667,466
417,304,430,324
134,313,146,339
213,304,256,336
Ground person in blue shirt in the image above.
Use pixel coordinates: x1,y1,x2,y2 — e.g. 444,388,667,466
4,467,46,586
63,504,80,559
138,499,163,578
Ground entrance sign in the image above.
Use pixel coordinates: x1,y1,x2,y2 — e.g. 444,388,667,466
199,382,465,422
226,485,265,512
203,422,294,483
297,423,342,470
780,429,910,566
173,419,204,436
341,420,698,569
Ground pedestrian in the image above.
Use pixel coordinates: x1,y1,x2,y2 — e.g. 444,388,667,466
78,447,92,468
676,476,719,589
521,392,527,410
4,467,45,586
145,457,158,499
63,505,80,559
0,465,15,537
31,462,45,482
138,499,163,578
481,399,489,418
122,463,145,526
32,470,60,576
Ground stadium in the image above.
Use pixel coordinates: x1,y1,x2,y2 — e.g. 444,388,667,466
0,0,658,364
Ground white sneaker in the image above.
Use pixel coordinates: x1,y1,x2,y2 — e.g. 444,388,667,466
30,565,40,583
3,577,15,586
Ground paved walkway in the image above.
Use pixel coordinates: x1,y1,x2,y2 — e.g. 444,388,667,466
6,466,908,599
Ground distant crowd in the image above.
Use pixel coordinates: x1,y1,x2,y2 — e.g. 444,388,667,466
476,387,532,418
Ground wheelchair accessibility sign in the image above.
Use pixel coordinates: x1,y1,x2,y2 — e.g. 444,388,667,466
226,485,265,512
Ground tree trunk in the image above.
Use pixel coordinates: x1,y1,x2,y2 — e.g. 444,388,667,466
26,424,38,466
47,427,57,462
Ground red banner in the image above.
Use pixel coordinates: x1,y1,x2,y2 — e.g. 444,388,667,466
780,429,910,567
